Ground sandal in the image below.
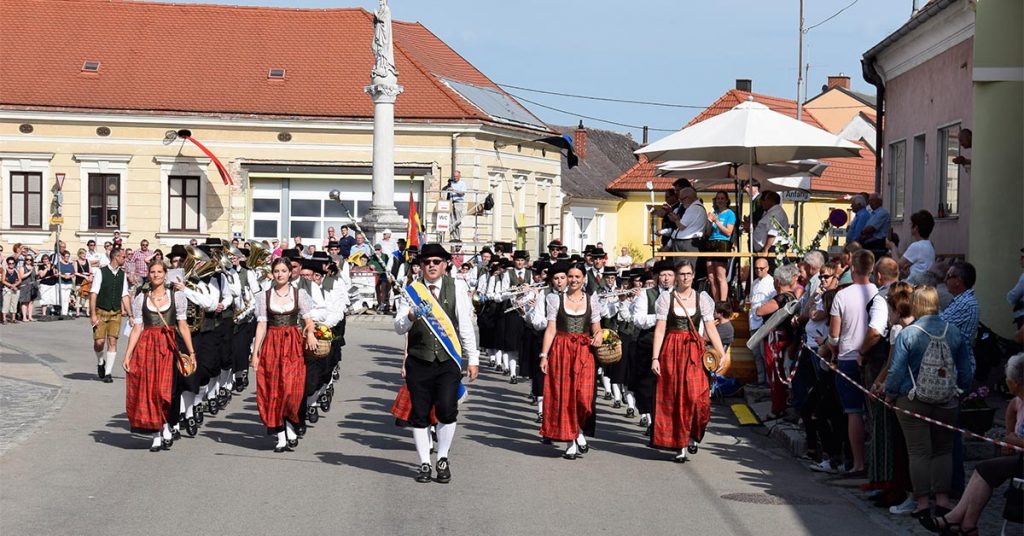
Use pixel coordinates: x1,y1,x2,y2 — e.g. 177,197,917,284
919,514,957,533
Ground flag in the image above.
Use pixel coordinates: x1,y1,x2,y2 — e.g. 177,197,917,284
531,133,579,169
407,190,423,252
177,130,234,185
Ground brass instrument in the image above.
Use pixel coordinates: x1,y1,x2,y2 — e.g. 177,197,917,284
505,282,548,297
595,288,638,299
181,246,215,332
209,247,232,274
245,240,272,282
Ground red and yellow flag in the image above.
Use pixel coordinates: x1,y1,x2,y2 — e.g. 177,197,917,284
407,190,423,252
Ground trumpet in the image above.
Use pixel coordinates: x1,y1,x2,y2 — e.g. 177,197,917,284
505,282,548,297
596,288,638,299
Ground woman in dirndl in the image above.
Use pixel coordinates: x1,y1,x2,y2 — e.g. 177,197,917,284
122,260,195,452
540,263,602,460
251,257,317,453
651,260,727,462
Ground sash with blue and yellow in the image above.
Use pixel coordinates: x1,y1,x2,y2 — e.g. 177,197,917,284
405,280,468,400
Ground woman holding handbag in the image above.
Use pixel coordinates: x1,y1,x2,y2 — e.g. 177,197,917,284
122,260,195,452
651,260,727,462
251,257,318,453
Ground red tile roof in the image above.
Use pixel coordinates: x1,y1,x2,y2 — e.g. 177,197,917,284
0,0,546,130
607,89,875,195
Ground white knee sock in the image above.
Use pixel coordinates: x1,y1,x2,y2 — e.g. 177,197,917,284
436,422,456,459
284,421,297,441
500,351,508,369
182,393,195,417
151,434,162,448
276,431,287,448
601,376,612,394
508,353,518,377
537,396,543,414
104,351,117,376
565,441,578,455
412,428,431,465
576,431,587,447
612,384,623,402
162,423,173,441
625,392,636,411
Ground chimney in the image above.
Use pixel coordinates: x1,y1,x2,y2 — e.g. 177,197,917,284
574,120,587,160
736,79,752,92
827,74,851,90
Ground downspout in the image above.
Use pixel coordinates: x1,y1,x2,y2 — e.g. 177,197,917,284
861,57,886,193
450,133,460,181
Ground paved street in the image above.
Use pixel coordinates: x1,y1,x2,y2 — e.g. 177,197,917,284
1,318,916,536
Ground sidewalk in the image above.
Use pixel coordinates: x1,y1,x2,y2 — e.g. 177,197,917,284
741,385,1016,536
0,324,71,455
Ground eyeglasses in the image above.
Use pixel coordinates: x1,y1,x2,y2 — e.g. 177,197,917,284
421,258,445,266
820,274,835,280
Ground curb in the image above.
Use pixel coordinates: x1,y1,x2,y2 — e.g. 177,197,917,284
0,340,71,456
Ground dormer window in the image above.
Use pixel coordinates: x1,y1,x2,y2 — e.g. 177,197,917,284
268,68,286,79
82,61,100,73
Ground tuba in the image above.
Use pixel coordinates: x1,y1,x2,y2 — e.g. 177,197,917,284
181,246,215,332
245,240,272,282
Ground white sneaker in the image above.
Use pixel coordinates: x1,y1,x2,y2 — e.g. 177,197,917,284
889,497,916,515
808,460,837,474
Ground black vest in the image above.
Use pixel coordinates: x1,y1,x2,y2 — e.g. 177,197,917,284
555,292,591,334
141,290,177,328
636,287,663,346
407,276,459,363
267,287,300,327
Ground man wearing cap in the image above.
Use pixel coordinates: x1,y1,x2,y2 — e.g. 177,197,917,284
297,256,345,427
230,245,259,392
475,255,500,366
596,266,624,405
626,259,677,430
475,247,493,279
394,244,479,483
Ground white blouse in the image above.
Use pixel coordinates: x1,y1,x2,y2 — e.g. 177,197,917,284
255,287,314,322
654,290,715,324
131,289,188,324
546,292,601,324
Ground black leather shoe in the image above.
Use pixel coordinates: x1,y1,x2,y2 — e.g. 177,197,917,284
207,401,219,416
603,393,613,401
162,438,172,450
194,408,204,424
435,458,451,483
186,417,198,437
296,424,306,438
415,463,432,483
149,445,162,453
171,428,181,441
509,377,518,385
687,442,699,455
626,408,636,418
673,453,688,463
535,413,543,424
102,375,113,383
577,442,590,454
612,400,622,409
287,438,298,449
97,364,105,379
273,445,291,453
561,451,578,460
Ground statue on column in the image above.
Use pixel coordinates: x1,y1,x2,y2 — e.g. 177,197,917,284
371,0,398,83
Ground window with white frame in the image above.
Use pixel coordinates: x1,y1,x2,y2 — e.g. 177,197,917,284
887,141,906,220
168,175,200,232
938,123,961,216
75,154,129,232
9,171,43,229
88,173,121,230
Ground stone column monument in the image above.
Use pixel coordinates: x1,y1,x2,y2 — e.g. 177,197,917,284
361,0,407,244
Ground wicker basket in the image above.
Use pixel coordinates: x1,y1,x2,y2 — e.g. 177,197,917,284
305,339,332,360
595,340,622,365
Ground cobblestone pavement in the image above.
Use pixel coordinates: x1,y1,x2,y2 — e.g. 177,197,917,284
0,331,69,456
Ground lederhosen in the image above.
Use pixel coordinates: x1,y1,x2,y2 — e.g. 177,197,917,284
519,286,546,394
195,277,222,388
500,268,532,353
404,275,462,428
215,273,235,375
232,267,257,379
629,287,661,415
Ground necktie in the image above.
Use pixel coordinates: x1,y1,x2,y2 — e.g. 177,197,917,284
429,284,439,300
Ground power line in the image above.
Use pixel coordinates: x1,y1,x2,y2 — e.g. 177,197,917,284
506,91,679,133
805,0,859,31
502,82,873,110
498,83,705,109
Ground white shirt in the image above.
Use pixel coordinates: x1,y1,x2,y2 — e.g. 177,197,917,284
85,250,109,268
830,283,888,361
748,276,776,330
393,276,480,366
631,286,671,330
89,265,129,300
902,239,935,285
675,201,707,240
753,204,789,250
378,238,398,256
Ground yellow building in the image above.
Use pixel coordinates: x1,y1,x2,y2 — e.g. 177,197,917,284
0,0,562,254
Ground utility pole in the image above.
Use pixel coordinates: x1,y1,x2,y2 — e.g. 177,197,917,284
796,0,804,121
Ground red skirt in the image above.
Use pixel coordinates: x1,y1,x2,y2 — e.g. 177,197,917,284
125,326,176,434
390,384,438,426
256,326,306,432
540,332,595,441
652,329,710,449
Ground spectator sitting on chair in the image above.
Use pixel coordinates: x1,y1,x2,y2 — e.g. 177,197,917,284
858,193,891,254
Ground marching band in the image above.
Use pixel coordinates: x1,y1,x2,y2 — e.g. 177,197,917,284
111,233,725,470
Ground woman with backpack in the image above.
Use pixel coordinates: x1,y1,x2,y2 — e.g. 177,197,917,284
884,286,974,520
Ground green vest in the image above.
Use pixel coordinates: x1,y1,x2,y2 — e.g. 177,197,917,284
321,275,336,293
407,275,459,363
96,266,124,311
507,268,532,287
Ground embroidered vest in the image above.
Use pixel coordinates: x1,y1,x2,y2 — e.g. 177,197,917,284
555,292,591,334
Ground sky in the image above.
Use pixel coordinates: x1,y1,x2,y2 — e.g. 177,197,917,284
163,0,916,141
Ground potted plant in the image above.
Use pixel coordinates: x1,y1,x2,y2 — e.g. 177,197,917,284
959,386,996,436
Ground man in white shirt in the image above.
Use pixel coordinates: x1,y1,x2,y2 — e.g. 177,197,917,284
85,239,109,268
378,229,399,256
828,249,888,477
89,247,131,383
667,187,707,253
447,171,468,242
890,209,935,285
753,191,788,253
748,257,776,385
394,243,478,484
629,259,677,428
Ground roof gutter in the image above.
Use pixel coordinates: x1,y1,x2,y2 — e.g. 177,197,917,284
863,0,957,60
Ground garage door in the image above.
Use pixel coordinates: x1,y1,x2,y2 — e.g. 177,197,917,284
250,176,422,245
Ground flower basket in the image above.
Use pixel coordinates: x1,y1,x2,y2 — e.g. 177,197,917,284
305,324,333,360
594,329,622,365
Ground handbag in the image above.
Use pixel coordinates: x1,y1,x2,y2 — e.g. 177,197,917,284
678,291,721,373
154,293,195,377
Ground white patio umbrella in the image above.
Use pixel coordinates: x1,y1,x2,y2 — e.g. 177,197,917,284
656,159,829,191
636,99,862,163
